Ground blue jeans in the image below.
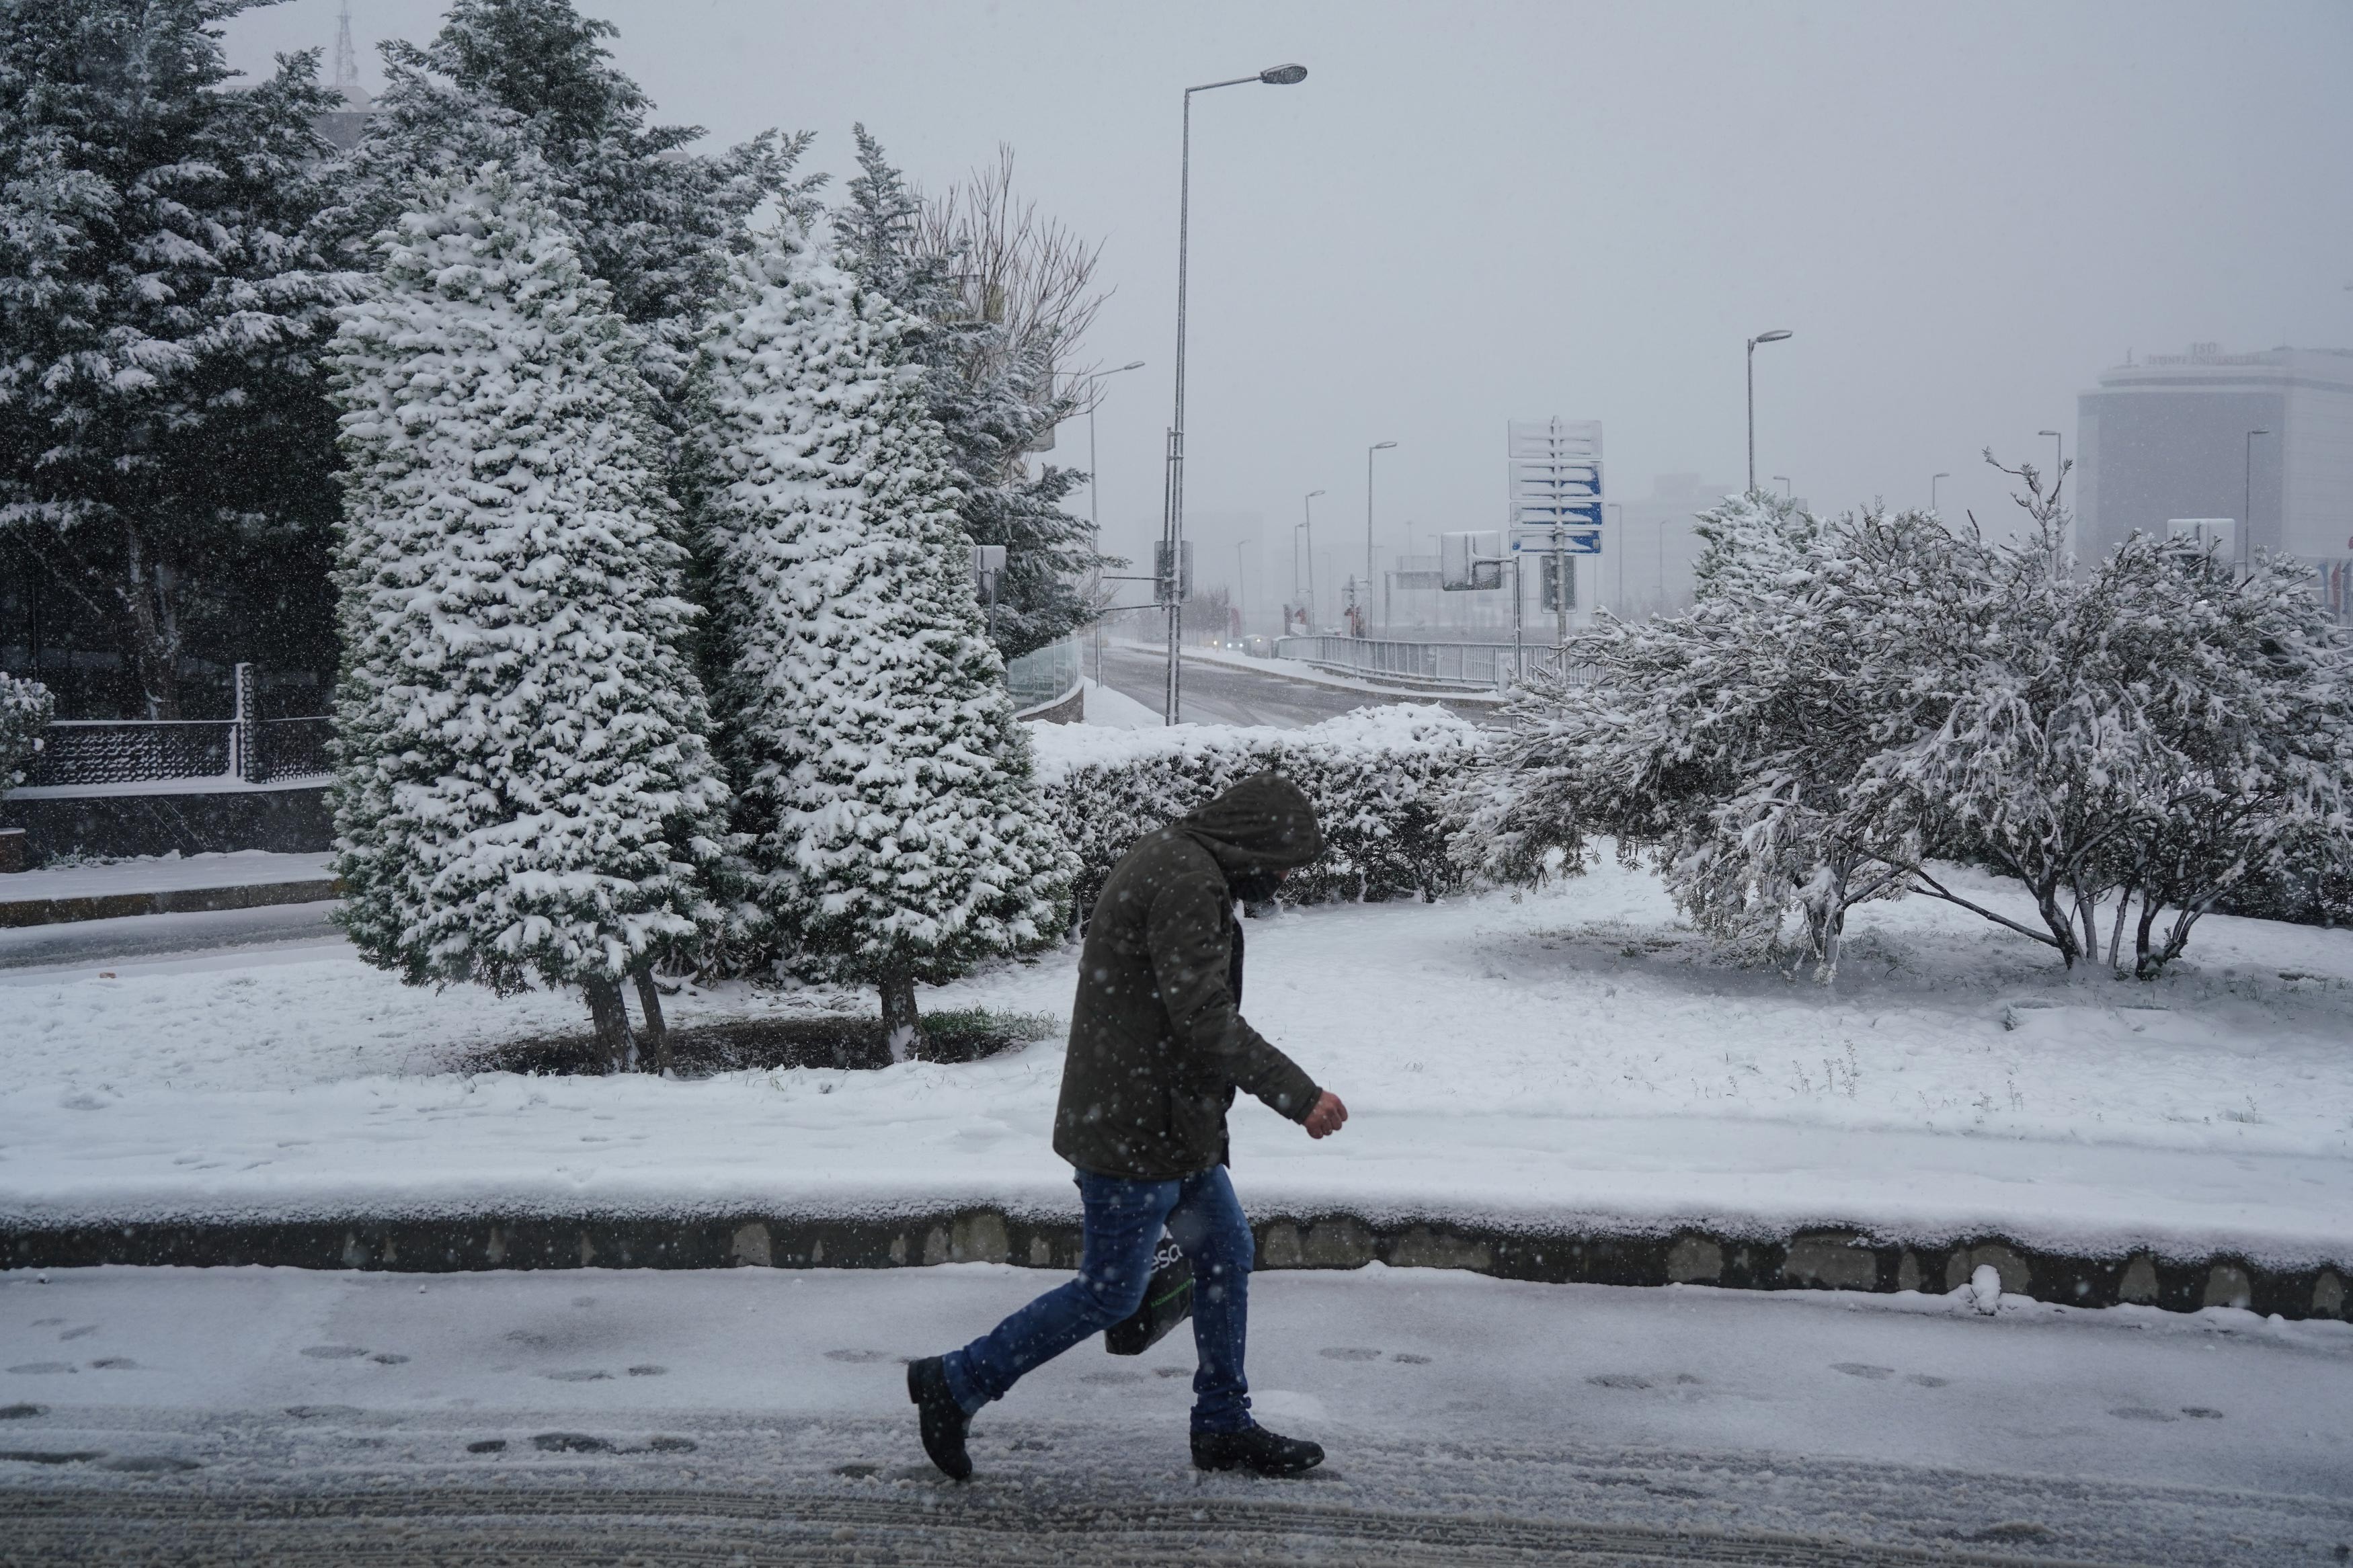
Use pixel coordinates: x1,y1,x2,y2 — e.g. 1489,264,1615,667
941,1164,1255,1434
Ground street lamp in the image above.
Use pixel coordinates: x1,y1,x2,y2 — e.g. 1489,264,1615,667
1069,361,1146,540
1300,489,1326,628
1931,472,1950,513
2244,428,2272,575
1746,329,1792,493
1234,538,1250,635
1771,474,1792,500
1060,361,1145,682
1365,440,1397,638
1161,61,1309,724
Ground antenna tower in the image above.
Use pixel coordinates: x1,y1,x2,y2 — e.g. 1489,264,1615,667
333,2,360,91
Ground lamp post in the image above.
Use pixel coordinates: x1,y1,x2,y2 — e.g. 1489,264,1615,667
1608,501,1624,610
2244,428,2272,575
1161,62,1309,725
1363,440,1396,638
1234,538,1249,636
1931,471,1950,513
1067,361,1144,680
1072,361,1147,540
1746,329,1792,493
1300,489,1325,629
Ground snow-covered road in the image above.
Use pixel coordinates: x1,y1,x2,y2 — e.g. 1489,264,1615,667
1,1265,2346,1563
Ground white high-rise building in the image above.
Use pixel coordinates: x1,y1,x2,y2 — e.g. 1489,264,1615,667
2077,344,2353,616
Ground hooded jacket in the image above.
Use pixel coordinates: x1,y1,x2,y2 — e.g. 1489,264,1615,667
1051,773,1326,1180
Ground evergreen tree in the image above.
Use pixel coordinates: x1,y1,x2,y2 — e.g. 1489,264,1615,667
836,128,1109,661
321,0,815,407
690,224,1072,1057
0,0,349,717
0,671,54,794
329,164,735,1070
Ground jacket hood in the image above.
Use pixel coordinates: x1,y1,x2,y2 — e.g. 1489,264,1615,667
1177,772,1324,876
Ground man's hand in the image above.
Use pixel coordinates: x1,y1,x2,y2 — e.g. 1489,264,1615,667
1303,1091,1348,1140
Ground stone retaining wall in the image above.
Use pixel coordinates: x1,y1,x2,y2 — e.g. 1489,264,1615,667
6,1208,2342,1321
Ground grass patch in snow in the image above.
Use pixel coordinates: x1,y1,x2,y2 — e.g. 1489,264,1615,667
460,1007,1062,1077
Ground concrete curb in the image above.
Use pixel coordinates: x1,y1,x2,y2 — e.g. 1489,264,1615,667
0,878,340,928
6,1208,2344,1321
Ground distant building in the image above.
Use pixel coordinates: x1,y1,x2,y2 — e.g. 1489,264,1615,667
2077,344,2353,617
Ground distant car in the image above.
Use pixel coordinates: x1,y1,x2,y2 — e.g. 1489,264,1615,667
1242,634,1274,657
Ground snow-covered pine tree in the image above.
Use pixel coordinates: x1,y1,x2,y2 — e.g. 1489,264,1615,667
329,164,735,1071
835,130,1109,661
0,673,54,794
0,0,350,718
690,224,1073,1059
321,0,814,409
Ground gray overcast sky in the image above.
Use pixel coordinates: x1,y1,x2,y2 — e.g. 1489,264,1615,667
225,1,2353,602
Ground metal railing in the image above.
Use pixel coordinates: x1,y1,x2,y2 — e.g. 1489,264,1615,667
1005,635,1082,714
15,662,333,791
1274,635,1572,690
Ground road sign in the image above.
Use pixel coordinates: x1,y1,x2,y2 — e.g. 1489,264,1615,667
1440,530,1505,591
1509,419,1603,554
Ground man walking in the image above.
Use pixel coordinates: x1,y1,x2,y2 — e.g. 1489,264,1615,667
908,772,1348,1480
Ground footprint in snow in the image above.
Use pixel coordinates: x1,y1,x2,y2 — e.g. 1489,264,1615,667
1,1404,48,1419
627,1366,668,1378
544,1370,611,1383
299,1346,368,1360
1587,1374,1652,1390
1152,1367,1189,1379
467,1439,507,1454
1080,1370,1144,1386
7,1364,75,1376
1318,1348,1382,1362
285,1405,361,1419
1392,1353,1433,1365
822,1350,895,1364
0,1450,104,1466
2108,1407,2176,1422
57,1327,98,1342
87,1358,136,1370
1907,1374,1951,1388
1832,1363,1896,1380
369,1353,409,1366
531,1432,613,1453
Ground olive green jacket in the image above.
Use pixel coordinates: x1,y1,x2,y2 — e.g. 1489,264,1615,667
1051,773,1325,1180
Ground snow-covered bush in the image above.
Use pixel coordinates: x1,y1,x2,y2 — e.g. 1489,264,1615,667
0,673,54,794
688,224,1071,1060
327,165,737,1070
1032,705,1485,911
1458,466,2353,982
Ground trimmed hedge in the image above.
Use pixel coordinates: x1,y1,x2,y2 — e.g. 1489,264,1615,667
1026,705,1485,910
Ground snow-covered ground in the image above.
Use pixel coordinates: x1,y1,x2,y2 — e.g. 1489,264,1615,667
1,1264,2346,1562
1076,677,1160,729
0,850,333,904
4,856,2350,1266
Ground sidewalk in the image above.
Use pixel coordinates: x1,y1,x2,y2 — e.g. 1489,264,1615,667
0,852,336,928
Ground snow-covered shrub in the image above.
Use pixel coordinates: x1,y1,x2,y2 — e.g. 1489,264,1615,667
688,224,1071,1059
1452,497,1950,979
1457,464,2353,982
0,673,54,794
1031,705,1485,911
327,165,737,1069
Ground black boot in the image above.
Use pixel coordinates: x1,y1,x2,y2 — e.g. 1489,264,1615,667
1191,1424,1324,1477
906,1356,973,1481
